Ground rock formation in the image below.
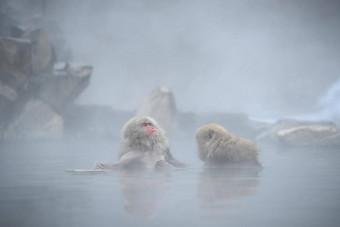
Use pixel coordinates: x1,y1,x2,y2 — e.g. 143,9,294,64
257,119,340,147
2,100,63,141
137,86,177,130
0,21,92,140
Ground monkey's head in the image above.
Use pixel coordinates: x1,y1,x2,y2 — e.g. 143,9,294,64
195,123,231,161
119,116,170,157
122,116,162,138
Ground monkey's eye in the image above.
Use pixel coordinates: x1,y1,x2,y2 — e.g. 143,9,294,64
207,132,213,139
142,122,152,127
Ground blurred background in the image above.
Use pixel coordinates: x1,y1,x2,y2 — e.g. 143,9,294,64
1,2,340,226
3,0,340,116
1,0,339,140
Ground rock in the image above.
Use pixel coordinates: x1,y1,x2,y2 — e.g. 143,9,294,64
257,119,340,146
11,26,56,74
2,100,63,141
0,2,16,36
0,37,32,89
0,80,18,101
40,20,74,62
317,132,340,147
0,11,94,141
137,86,177,130
0,81,18,130
37,62,92,111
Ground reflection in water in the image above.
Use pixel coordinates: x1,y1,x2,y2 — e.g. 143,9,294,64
1,140,340,226
118,170,171,219
197,167,261,215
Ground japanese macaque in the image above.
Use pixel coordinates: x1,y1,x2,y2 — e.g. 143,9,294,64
195,123,261,167
95,116,186,170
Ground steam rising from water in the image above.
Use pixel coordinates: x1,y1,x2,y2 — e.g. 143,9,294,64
318,78,340,119
298,77,340,124
10,0,340,121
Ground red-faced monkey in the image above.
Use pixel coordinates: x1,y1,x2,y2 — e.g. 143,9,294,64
95,116,185,170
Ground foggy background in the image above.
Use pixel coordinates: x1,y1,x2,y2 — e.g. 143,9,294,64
9,0,340,120
1,2,340,226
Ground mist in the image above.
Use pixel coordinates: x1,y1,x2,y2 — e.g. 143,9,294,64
2,1,340,227
10,0,338,120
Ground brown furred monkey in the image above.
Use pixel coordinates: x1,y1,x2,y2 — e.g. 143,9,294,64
195,123,261,167
95,116,186,170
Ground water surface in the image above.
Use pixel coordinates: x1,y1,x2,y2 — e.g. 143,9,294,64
0,138,339,227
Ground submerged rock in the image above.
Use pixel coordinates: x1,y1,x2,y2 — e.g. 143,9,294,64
2,100,63,141
137,86,177,130
257,119,340,146
317,132,340,147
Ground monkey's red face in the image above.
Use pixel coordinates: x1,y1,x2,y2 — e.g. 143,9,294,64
141,121,158,134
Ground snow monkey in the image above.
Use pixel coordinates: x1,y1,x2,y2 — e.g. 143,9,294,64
95,116,186,170
195,123,261,167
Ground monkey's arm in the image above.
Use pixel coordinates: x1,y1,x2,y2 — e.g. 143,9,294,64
94,152,143,170
94,162,119,170
164,149,187,168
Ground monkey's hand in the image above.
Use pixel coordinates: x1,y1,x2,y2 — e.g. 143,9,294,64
155,160,172,170
164,149,187,168
94,162,116,170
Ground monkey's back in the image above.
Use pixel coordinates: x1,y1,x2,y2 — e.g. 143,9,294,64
217,134,259,162
204,131,260,166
